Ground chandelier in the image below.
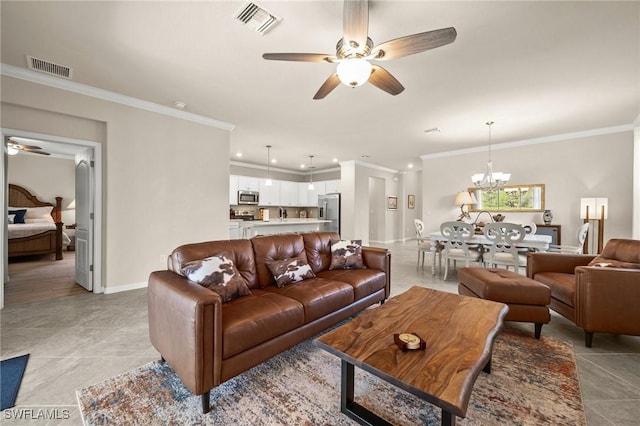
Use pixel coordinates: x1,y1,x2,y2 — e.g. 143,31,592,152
471,121,510,191
308,155,315,190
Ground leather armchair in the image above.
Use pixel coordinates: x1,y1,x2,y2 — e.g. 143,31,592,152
527,239,640,347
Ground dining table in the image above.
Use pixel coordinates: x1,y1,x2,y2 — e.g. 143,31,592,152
427,231,552,276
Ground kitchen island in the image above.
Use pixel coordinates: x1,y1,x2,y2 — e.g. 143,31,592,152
236,219,331,239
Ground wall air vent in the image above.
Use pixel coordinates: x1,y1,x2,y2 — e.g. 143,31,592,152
234,2,281,34
26,55,73,79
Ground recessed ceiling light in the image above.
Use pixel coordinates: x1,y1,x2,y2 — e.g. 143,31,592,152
361,155,370,159
236,152,243,158
332,158,338,163
408,163,414,169
300,164,306,168
424,127,440,134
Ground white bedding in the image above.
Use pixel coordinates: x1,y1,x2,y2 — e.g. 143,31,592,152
8,223,71,245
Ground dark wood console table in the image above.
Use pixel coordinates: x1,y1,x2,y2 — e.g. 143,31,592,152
536,224,561,245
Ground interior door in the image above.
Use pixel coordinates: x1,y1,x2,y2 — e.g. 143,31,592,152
75,149,93,291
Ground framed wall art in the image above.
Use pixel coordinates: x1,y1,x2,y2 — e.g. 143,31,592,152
387,196,398,210
408,194,415,209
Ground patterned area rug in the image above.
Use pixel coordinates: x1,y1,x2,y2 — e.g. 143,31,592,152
77,328,585,425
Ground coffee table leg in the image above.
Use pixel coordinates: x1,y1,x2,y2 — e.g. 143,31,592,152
340,360,393,426
483,357,492,374
341,360,355,411
442,410,456,426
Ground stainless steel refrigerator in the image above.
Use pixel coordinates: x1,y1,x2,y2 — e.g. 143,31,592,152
318,193,340,234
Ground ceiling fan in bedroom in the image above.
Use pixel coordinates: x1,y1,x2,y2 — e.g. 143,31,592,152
6,136,51,156
262,0,457,99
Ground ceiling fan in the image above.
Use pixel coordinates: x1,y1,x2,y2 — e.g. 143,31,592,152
6,137,51,156
262,0,457,99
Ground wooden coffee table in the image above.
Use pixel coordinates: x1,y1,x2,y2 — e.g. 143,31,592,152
314,286,508,426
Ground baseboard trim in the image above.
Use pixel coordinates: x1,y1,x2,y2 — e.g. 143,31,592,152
103,281,147,294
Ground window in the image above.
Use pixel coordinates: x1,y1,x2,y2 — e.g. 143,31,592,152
469,184,545,212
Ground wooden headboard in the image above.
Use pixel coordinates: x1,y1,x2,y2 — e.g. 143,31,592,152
8,184,63,223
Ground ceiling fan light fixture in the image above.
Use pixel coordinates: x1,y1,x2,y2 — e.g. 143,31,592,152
337,58,372,87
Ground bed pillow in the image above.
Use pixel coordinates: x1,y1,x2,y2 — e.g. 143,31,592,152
25,218,55,224
329,239,366,270
8,209,27,224
181,253,251,302
24,206,54,220
8,214,16,224
266,258,316,287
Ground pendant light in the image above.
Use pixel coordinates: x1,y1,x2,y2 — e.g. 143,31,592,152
471,121,510,192
265,145,273,186
308,155,315,190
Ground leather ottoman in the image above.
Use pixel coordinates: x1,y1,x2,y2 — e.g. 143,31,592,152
458,267,551,339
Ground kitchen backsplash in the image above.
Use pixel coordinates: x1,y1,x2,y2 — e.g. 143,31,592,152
231,207,319,220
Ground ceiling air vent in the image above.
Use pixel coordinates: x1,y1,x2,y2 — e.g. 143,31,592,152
26,55,73,79
234,2,281,34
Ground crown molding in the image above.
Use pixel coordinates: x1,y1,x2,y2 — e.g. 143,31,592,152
340,159,399,174
420,123,635,160
1,63,235,131
230,160,340,175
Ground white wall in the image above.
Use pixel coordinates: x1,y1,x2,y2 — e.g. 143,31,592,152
399,170,422,241
340,161,401,245
2,76,231,290
7,155,76,224
421,131,635,248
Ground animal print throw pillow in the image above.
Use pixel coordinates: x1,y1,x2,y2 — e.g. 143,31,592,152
329,240,366,270
181,253,251,302
266,258,316,288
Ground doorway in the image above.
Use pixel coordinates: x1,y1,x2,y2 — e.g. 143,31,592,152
1,129,102,309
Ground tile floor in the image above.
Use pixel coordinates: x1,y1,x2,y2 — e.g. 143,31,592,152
1,241,639,425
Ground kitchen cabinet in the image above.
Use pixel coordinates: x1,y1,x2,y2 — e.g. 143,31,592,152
304,181,325,207
229,175,239,205
237,176,260,192
298,184,309,206
280,181,299,206
230,174,340,207
259,180,280,205
324,179,340,194
229,221,242,239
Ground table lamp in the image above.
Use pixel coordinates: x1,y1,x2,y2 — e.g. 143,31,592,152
455,191,477,221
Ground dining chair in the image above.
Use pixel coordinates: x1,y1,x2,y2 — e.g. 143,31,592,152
516,221,537,256
414,219,432,269
482,222,527,272
520,222,537,235
548,222,590,254
440,221,482,280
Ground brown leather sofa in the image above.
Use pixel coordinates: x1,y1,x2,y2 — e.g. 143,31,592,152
527,239,640,347
148,232,390,413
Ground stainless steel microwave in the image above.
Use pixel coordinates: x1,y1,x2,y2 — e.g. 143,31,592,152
238,190,259,205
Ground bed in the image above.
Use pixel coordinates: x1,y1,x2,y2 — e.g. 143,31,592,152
8,184,65,260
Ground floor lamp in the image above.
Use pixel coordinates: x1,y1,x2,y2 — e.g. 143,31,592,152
580,197,608,254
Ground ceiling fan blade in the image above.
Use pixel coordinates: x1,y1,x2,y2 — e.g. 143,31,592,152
9,143,42,149
262,53,336,63
313,73,341,100
369,65,405,96
343,0,369,52
23,149,50,155
371,27,457,61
